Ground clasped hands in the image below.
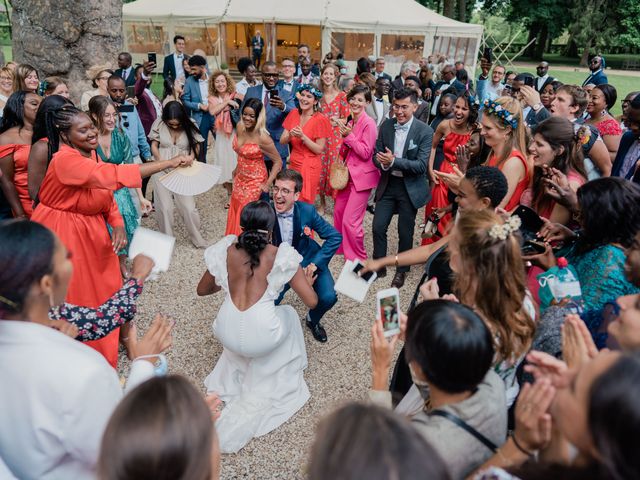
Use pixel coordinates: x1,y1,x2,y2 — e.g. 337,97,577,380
169,154,195,169
376,147,395,167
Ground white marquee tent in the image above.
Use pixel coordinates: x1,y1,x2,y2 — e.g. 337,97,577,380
123,0,482,74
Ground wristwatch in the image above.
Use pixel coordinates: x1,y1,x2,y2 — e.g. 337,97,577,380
532,102,543,112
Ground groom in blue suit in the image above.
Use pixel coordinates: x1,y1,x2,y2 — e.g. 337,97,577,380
271,169,342,342
242,61,295,171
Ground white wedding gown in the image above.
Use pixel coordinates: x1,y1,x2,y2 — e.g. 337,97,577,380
203,235,310,453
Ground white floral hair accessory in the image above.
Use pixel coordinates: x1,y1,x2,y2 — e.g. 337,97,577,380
488,215,521,240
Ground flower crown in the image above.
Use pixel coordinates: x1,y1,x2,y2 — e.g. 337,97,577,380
483,99,518,130
488,215,521,241
296,84,323,99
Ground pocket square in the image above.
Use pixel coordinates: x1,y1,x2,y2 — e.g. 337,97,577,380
408,140,417,150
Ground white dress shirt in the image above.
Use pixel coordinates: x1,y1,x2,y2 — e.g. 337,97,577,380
431,77,456,115
536,74,549,91
282,79,295,92
198,75,209,106
174,52,185,80
277,208,294,245
0,321,154,480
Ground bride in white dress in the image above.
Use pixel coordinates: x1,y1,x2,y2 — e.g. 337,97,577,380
197,201,318,453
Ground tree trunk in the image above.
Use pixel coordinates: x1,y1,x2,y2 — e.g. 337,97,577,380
457,0,466,22
525,22,540,58
443,0,455,18
580,38,592,67
564,36,579,57
11,0,122,104
534,24,548,60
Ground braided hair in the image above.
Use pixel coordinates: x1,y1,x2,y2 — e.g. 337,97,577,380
236,201,276,275
465,166,508,208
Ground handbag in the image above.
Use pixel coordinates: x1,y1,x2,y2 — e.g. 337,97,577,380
329,138,351,191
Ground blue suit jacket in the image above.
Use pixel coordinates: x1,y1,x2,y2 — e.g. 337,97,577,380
182,76,207,126
272,201,342,272
611,131,639,179
243,84,295,161
582,70,608,87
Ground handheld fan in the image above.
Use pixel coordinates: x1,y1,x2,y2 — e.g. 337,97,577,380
159,162,221,196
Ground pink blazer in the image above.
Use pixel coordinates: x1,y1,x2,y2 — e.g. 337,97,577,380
342,113,380,192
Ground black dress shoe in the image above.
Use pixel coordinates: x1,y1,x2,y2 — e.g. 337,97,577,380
376,267,387,279
366,205,375,214
306,320,327,343
391,271,407,289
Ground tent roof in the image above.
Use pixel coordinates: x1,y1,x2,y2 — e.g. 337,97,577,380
123,0,482,35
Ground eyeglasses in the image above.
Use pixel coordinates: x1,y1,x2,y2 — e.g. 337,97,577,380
271,186,293,195
262,73,279,78
282,64,295,69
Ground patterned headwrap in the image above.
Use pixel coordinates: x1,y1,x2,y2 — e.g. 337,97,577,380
483,99,518,129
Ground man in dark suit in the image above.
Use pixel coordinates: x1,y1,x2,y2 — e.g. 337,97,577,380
272,169,342,342
181,55,213,161
582,55,608,87
163,34,190,80
388,60,417,105
430,64,466,117
243,61,296,171
294,43,320,77
612,96,640,180
373,57,392,82
114,52,136,87
251,30,265,69
372,87,433,288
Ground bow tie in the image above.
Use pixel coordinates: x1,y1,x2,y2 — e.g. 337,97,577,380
277,212,293,219
394,123,409,132
177,54,183,59
376,98,383,102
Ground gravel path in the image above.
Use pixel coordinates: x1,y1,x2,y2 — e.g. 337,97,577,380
118,165,426,479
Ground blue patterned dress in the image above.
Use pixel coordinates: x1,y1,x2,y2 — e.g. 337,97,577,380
97,129,139,255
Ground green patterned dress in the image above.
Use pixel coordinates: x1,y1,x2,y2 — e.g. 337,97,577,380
98,129,139,255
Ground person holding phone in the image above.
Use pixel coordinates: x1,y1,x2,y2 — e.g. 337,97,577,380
476,58,505,103
182,55,214,162
509,73,551,129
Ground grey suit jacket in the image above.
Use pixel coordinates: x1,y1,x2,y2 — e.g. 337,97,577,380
365,98,390,128
373,117,433,209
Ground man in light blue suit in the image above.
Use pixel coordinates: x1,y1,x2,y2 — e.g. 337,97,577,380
242,61,295,172
182,55,214,162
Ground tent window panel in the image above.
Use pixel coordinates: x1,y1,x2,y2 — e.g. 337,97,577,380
124,22,165,54
432,35,478,67
275,25,321,65
175,26,219,55
330,32,374,61
380,34,424,64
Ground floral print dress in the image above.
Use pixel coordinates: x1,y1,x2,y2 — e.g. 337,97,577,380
319,91,350,198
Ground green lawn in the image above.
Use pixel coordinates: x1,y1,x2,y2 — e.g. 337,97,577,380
539,70,638,116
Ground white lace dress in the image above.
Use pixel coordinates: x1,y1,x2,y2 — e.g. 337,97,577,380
203,235,310,453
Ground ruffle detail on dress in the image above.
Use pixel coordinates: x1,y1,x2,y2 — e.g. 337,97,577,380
204,235,237,292
266,242,303,296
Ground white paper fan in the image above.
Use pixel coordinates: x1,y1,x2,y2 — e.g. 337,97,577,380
159,162,222,196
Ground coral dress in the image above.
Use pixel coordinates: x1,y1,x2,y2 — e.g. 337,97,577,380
283,110,332,204
488,149,529,211
319,91,350,197
0,143,32,217
31,144,142,368
224,136,267,236
422,131,471,244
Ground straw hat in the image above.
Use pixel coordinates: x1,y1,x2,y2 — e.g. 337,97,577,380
85,63,114,81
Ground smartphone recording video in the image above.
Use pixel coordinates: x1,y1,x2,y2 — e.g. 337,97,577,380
376,287,400,337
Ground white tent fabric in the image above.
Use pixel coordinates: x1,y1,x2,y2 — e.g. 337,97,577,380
123,0,481,36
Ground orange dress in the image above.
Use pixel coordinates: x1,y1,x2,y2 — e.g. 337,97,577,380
488,149,529,211
224,136,267,236
31,144,142,368
0,143,32,217
283,110,332,204
422,131,471,245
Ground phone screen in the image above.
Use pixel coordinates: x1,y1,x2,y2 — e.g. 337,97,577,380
378,292,400,336
269,89,279,99
126,86,135,98
147,52,157,64
352,262,373,282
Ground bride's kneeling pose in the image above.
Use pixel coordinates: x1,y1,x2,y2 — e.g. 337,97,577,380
197,200,318,453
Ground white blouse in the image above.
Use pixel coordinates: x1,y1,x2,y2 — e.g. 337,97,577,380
0,321,154,480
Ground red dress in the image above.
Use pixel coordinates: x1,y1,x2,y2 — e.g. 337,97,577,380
488,149,529,211
283,110,332,204
225,136,267,236
0,143,32,217
31,144,142,368
422,131,471,245
319,91,350,197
